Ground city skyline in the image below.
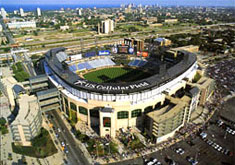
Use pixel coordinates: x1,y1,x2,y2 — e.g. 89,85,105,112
1,0,234,7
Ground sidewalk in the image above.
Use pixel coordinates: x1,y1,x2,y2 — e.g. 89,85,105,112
94,107,216,164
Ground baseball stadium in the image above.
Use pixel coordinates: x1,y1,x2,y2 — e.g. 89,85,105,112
43,41,203,143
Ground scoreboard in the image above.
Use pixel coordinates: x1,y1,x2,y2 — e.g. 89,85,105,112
113,45,134,54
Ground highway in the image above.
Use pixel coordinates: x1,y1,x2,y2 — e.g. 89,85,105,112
47,110,90,165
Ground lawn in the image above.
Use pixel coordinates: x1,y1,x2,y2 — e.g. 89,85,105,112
83,67,151,83
12,128,57,158
12,62,30,82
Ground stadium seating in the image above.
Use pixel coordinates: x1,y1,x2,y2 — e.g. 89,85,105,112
76,58,115,71
128,59,147,67
138,60,147,67
69,65,77,72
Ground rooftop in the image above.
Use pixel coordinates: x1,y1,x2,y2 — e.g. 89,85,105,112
147,96,188,123
11,94,39,126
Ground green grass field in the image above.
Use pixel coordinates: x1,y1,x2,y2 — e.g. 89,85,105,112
83,67,152,83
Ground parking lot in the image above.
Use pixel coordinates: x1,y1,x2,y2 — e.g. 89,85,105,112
110,97,235,165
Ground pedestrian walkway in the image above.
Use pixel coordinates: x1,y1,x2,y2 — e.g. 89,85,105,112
94,106,216,164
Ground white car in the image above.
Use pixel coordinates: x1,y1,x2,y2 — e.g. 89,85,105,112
231,130,235,135
217,146,222,152
217,120,224,126
212,143,217,148
200,132,207,139
214,144,219,149
147,162,154,165
152,158,158,163
175,148,185,155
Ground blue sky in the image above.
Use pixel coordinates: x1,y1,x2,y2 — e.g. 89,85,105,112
0,0,234,6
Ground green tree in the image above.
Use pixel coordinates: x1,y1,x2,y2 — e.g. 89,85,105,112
33,31,38,36
0,117,6,126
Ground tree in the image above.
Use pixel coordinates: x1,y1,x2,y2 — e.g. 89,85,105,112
0,117,6,126
33,31,38,36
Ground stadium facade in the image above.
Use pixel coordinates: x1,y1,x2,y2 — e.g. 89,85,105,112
43,46,209,143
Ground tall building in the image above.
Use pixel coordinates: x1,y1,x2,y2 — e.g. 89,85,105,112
37,7,41,17
1,8,7,19
13,10,18,15
20,8,24,17
100,19,114,34
77,8,82,16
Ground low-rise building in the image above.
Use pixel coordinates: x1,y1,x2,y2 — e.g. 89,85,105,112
7,21,36,29
164,19,178,23
145,97,189,143
0,77,19,109
154,38,172,46
195,77,215,106
171,45,199,53
149,23,163,27
144,84,200,143
10,94,42,146
60,25,69,31
124,38,144,52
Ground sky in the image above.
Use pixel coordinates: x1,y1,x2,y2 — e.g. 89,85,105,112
0,0,234,7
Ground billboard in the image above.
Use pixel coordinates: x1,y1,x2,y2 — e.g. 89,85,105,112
137,51,149,57
137,51,142,56
69,54,82,61
85,51,96,58
128,47,134,54
118,45,129,54
98,50,110,56
142,52,148,57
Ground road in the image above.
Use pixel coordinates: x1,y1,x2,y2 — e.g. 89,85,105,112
0,19,15,44
47,110,90,165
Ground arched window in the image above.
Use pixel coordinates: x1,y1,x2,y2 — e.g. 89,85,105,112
117,111,129,119
131,109,142,118
79,106,88,115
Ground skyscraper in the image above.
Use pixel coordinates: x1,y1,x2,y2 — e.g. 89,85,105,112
37,8,41,17
20,8,24,17
1,8,7,19
77,8,82,16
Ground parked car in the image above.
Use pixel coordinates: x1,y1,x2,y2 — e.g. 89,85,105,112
61,141,65,147
174,148,185,155
200,132,207,139
186,156,198,165
217,120,224,127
